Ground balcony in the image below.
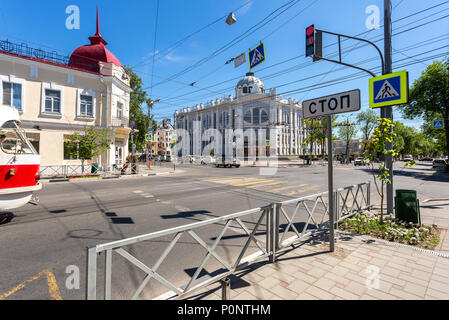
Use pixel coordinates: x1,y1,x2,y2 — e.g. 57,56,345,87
111,116,129,128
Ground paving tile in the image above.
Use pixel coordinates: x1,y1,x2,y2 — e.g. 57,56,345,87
389,287,422,300
429,273,449,286
319,256,342,267
397,273,428,287
287,279,311,293
295,292,318,300
254,265,278,278
305,285,335,300
313,278,336,291
270,286,298,300
244,286,275,300
328,286,359,300
292,271,317,284
432,266,449,278
425,288,449,299
270,271,296,283
232,290,259,300
360,293,377,300
385,261,413,274
338,260,363,273
365,288,400,300
379,265,401,277
378,273,407,287
257,277,281,290
427,280,449,294
306,266,328,278
324,272,351,286
369,257,389,268
403,282,427,298
331,265,351,277
346,280,369,296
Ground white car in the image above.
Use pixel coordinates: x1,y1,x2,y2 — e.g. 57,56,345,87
403,155,413,162
354,158,365,166
200,156,216,165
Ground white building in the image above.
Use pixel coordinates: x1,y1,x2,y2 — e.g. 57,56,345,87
173,72,306,161
0,9,132,168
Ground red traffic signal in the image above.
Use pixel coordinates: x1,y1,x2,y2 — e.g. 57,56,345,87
306,25,315,57
306,24,322,61
322,128,326,133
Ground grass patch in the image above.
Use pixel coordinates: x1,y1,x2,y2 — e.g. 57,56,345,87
338,211,441,250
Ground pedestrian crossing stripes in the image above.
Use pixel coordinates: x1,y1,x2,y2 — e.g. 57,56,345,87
202,177,318,196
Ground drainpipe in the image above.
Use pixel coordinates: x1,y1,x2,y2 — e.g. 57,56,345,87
100,76,109,171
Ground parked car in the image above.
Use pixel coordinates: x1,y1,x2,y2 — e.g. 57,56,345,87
215,156,240,168
419,157,433,162
403,155,413,162
432,159,447,169
201,156,216,165
354,157,367,166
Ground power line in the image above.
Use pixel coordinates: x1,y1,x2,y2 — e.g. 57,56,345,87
150,0,160,97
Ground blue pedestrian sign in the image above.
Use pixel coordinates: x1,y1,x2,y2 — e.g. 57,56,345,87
369,70,409,108
248,42,266,70
434,120,444,129
145,133,153,142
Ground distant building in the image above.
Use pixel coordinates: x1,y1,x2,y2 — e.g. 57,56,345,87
173,72,305,160
0,9,132,168
156,119,175,157
333,139,365,157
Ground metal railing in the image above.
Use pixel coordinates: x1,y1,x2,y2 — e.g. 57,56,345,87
39,165,94,178
86,182,370,300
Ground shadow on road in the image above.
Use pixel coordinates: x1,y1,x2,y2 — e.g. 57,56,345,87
0,212,14,225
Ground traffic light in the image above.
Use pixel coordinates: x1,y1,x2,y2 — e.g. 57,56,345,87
322,128,326,134
305,24,322,61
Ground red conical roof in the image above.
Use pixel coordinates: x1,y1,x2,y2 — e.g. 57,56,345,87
68,7,121,73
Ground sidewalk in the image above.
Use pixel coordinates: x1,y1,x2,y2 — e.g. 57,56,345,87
184,201,449,300
188,231,449,300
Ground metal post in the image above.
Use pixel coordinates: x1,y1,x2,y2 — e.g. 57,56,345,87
86,246,98,300
384,0,394,215
221,277,231,300
327,115,335,252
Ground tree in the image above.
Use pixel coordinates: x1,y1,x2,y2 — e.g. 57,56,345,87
363,118,399,223
337,119,357,163
357,109,377,144
399,58,449,159
65,126,113,173
123,66,155,152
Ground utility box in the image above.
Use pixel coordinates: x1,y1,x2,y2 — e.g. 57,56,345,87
395,189,421,224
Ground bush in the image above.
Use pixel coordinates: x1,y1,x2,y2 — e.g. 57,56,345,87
339,211,440,249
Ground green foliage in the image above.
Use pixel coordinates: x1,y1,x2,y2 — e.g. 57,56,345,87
357,109,377,141
339,212,440,249
399,58,449,158
123,66,157,152
65,127,113,164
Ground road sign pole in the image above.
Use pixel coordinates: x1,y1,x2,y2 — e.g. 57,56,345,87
327,115,335,252
384,0,394,215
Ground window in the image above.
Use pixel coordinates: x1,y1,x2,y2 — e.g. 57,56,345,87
80,95,93,117
2,82,22,110
116,102,123,119
45,89,61,114
261,109,269,123
242,87,248,94
244,110,252,123
1,121,35,154
253,108,260,124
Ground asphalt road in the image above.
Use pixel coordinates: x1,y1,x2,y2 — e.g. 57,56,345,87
0,161,447,300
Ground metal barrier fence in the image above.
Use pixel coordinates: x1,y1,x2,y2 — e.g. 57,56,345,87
86,181,370,300
39,165,93,178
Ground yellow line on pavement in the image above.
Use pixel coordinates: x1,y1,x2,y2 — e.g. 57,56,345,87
0,269,62,300
232,180,273,186
267,184,307,193
246,181,283,189
283,185,319,196
204,177,258,184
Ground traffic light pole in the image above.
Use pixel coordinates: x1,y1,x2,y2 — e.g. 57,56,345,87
327,115,335,252
384,0,394,215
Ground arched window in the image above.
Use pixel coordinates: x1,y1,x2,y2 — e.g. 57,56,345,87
253,108,260,124
244,110,252,123
260,109,269,124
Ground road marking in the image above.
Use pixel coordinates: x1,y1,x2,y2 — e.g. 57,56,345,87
268,184,307,193
246,181,282,189
133,190,144,194
0,269,62,300
144,195,154,198
232,179,273,187
283,185,319,196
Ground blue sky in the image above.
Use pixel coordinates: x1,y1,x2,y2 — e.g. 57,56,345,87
1,0,448,136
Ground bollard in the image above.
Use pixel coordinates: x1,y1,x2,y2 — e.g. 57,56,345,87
221,277,231,300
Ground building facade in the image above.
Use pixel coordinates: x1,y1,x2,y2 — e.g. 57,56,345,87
173,72,305,161
0,10,132,168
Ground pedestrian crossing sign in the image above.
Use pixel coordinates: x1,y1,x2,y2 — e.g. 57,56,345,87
249,42,266,70
145,133,153,142
266,140,270,147
302,143,307,149
369,70,408,108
